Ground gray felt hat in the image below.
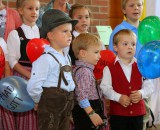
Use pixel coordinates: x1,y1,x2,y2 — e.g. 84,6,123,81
40,9,78,38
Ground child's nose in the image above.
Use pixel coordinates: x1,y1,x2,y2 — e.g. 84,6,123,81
134,5,139,9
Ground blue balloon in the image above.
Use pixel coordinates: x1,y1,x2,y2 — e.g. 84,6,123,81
137,41,160,79
0,76,34,112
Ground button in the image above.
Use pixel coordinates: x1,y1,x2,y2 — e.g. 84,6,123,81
129,86,132,89
130,103,132,105
130,111,133,114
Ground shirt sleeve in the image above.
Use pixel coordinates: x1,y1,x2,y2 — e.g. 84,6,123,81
139,79,154,99
7,30,21,68
27,55,50,103
79,99,90,108
74,68,92,105
100,66,121,102
0,38,8,61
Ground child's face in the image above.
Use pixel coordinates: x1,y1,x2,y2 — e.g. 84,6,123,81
48,23,72,51
82,45,101,65
122,0,143,22
18,0,40,26
114,34,136,64
72,8,90,33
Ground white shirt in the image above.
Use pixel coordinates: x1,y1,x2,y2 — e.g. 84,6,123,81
27,46,75,103
7,24,40,68
100,56,154,102
0,38,8,61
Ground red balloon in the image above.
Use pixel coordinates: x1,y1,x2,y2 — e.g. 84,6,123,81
0,46,5,79
94,50,115,80
26,38,49,63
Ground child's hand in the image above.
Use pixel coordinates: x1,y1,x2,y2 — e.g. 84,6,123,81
34,103,38,111
119,95,131,108
130,90,142,103
89,113,103,127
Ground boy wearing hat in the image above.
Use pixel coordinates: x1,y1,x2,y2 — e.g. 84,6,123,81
27,9,78,130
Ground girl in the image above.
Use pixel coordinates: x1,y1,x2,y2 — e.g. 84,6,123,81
69,4,106,65
0,37,13,130
0,0,22,41
7,0,40,129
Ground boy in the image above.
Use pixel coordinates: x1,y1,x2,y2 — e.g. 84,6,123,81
72,33,107,130
27,9,78,130
109,0,144,58
100,29,154,130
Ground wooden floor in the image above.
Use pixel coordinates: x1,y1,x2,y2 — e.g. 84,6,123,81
147,125,160,130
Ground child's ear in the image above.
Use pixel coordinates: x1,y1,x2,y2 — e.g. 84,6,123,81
122,8,126,15
17,7,23,15
113,45,118,52
79,49,86,58
47,32,52,40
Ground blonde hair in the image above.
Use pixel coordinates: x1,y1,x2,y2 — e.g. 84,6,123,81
121,0,144,9
16,0,39,8
113,29,136,46
69,3,91,18
72,33,101,58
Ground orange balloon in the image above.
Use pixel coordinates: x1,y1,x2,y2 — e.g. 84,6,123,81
26,38,49,63
94,50,115,80
0,46,5,79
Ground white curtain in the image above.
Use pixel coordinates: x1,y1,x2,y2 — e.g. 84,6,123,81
146,0,160,17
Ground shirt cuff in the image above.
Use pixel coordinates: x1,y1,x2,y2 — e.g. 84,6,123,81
79,99,91,108
32,96,41,104
139,90,144,99
114,93,121,102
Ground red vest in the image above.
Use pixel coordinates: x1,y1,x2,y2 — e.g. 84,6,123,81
108,61,146,116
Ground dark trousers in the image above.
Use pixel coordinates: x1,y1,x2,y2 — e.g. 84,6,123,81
37,87,74,130
110,115,143,130
72,100,104,130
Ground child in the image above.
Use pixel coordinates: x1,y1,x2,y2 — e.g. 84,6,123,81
7,0,40,130
0,0,22,41
72,33,107,130
68,4,106,65
27,9,78,130
37,0,71,28
109,0,144,58
100,29,154,130
0,37,13,130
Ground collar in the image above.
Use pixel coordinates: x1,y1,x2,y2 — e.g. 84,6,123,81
21,24,38,30
73,30,80,38
122,20,138,30
44,45,68,56
73,30,89,38
114,56,137,66
75,60,95,70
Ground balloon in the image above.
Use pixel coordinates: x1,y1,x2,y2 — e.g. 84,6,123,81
0,46,5,79
138,16,160,45
0,76,34,112
137,41,160,79
26,38,49,63
94,50,115,80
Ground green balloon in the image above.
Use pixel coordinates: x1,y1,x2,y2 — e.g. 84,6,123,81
138,16,160,45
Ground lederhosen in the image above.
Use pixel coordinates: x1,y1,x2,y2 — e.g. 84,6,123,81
72,66,106,130
13,27,38,130
38,52,75,130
